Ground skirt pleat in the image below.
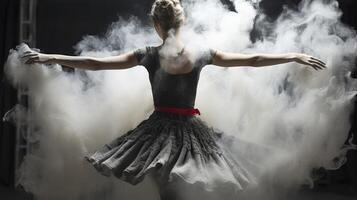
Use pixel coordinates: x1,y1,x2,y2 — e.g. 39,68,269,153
84,111,256,192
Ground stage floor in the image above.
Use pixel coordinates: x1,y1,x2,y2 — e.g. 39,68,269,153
0,185,356,200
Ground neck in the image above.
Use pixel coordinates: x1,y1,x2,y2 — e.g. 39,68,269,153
162,29,184,48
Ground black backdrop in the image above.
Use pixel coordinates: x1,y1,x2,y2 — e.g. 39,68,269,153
36,0,152,54
0,0,20,187
1,0,357,194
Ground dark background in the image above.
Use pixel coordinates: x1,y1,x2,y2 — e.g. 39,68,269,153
1,0,357,199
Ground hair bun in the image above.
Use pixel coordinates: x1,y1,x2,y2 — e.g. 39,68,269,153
151,0,185,31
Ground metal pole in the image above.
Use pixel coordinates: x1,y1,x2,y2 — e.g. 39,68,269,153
15,0,37,188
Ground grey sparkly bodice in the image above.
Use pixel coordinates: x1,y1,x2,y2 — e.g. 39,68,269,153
134,46,215,108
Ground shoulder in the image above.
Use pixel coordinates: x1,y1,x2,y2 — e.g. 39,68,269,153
133,46,158,66
205,48,217,64
133,46,154,57
134,46,157,69
195,47,217,66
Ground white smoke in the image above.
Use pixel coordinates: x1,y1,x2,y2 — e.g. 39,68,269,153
3,0,357,200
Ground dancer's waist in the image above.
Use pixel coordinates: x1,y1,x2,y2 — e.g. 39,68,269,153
154,106,201,116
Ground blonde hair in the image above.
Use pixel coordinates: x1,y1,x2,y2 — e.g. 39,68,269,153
150,0,185,32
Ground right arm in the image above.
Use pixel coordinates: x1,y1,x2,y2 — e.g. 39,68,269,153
211,50,326,70
22,50,139,70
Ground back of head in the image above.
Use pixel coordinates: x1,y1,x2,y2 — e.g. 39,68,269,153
150,0,185,32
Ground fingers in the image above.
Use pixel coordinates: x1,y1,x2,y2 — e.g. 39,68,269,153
21,52,40,64
310,64,320,71
21,52,38,59
310,56,326,66
24,55,40,64
306,61,323,71
307,56,326,71
310,60,326,70
310,57,326,68
312,64,323,71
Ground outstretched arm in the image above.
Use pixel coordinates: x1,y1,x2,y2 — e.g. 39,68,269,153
21,50,139,71
211,50,326,70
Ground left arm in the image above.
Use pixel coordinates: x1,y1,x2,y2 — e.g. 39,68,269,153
21,50,138,70
211,50,326,70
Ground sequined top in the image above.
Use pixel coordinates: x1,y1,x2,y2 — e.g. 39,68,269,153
134,46,216,108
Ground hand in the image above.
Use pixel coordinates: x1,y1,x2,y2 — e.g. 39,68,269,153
294,53,326,71
21,50,53,65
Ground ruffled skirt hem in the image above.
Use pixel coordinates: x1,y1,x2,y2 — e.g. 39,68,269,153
84,111,256,192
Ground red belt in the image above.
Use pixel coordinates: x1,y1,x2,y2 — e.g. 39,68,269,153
155,106,201,116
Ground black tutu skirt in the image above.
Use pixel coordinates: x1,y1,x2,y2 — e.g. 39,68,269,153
84,111,256,195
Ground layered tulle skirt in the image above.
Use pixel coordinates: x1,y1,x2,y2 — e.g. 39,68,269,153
84,111,256,197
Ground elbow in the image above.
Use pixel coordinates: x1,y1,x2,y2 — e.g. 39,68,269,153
250,55,263,67
86,58,101,71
